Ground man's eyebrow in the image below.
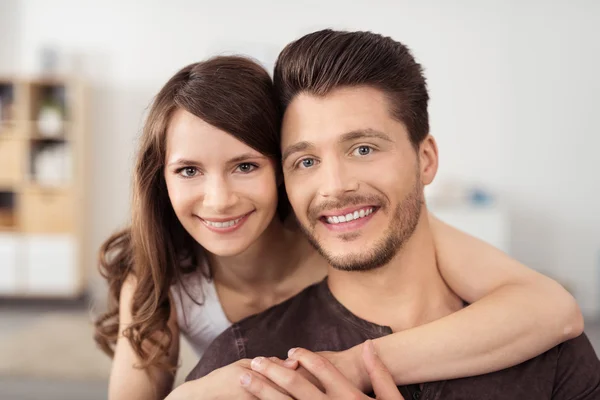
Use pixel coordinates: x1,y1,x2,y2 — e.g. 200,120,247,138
338,129,394,144
281,141,315,163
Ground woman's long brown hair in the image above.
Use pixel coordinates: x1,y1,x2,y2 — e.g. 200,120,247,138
93,56,287,372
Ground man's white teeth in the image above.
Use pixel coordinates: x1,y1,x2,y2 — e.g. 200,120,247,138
204,217,243,228
326,208,373,224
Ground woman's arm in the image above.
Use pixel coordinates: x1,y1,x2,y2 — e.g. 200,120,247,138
339,212,584,390
108,275,180,400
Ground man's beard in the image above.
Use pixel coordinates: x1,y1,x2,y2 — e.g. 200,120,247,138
297,180,423,272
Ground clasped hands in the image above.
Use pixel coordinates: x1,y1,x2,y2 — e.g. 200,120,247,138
237,340,405,400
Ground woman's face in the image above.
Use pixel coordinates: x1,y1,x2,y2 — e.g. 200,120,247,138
164,109,279,257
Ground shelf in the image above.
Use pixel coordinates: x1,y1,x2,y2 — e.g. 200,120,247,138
28,83,69,124
30,133,69,141
23,183,73,194
0,138,25,185
0,119,16,126
29,76,73,85
0,186,20,193
0,184,73,194
0,288,86,299
0,119,20,139
0,120,72,140
0,225,17,232
0,76,21,84
28,119,71,140
0,76,86,299
1,179,73,195
0,124,26,140
0,134,27,141
0,191,16,229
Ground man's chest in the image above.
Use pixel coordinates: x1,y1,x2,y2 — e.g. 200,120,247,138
245,324,377,360
418,365,555,399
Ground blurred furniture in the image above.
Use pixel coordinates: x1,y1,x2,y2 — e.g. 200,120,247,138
0,76,87,298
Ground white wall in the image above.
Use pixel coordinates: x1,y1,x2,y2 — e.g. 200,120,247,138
0,0,20,73
6,0,599,316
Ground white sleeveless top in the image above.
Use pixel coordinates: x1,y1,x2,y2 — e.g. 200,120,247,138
170,272,232,358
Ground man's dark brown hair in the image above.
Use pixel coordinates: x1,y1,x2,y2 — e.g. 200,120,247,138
274,29,430,148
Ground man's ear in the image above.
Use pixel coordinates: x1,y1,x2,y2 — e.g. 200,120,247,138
419,135,439,186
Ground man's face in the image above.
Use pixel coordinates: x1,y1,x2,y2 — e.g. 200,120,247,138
281,86,437,271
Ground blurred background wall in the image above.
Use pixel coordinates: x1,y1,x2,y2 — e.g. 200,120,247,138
0,0,598,398
4,0,597,315
0,1,19,73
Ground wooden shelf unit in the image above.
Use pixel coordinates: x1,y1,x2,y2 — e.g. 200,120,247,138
0,76,87,298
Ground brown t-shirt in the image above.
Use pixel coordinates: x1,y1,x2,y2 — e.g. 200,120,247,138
187,279,600,399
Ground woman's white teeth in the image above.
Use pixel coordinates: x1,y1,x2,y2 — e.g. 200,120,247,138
204,217,243,228
326,208,373,224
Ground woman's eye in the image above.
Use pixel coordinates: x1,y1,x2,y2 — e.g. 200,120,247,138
237,163,257,173
353,146,373,156
179,167,199,178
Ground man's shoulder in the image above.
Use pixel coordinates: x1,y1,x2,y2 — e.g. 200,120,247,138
185,325,239,381
185,280,326,381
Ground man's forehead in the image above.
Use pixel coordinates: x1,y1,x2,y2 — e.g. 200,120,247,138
281,87,396,137
280,94,409,156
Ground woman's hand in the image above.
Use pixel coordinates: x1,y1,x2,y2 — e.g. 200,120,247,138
166,359,283,400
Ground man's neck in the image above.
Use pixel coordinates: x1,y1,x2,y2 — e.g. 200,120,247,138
327,208,463,332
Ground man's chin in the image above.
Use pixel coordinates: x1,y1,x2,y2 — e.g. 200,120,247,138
300,223,396,270
322,251,384,272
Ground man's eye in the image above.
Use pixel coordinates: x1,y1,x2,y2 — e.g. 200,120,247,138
353,146,373,156
299,158,316,169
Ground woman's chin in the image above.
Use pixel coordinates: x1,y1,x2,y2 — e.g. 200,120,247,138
201,241,251,258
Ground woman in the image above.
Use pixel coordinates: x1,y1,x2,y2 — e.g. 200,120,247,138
95,56,583,400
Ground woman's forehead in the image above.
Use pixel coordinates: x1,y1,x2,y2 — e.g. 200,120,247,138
166,109,265,163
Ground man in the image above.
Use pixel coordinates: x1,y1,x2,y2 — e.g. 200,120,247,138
186,29,600,399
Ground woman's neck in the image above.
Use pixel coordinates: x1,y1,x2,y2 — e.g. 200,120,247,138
208,217,304,294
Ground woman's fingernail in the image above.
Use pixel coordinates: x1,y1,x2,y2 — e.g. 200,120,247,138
251,356,265,370
288,348,298,358
240,373,252,387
